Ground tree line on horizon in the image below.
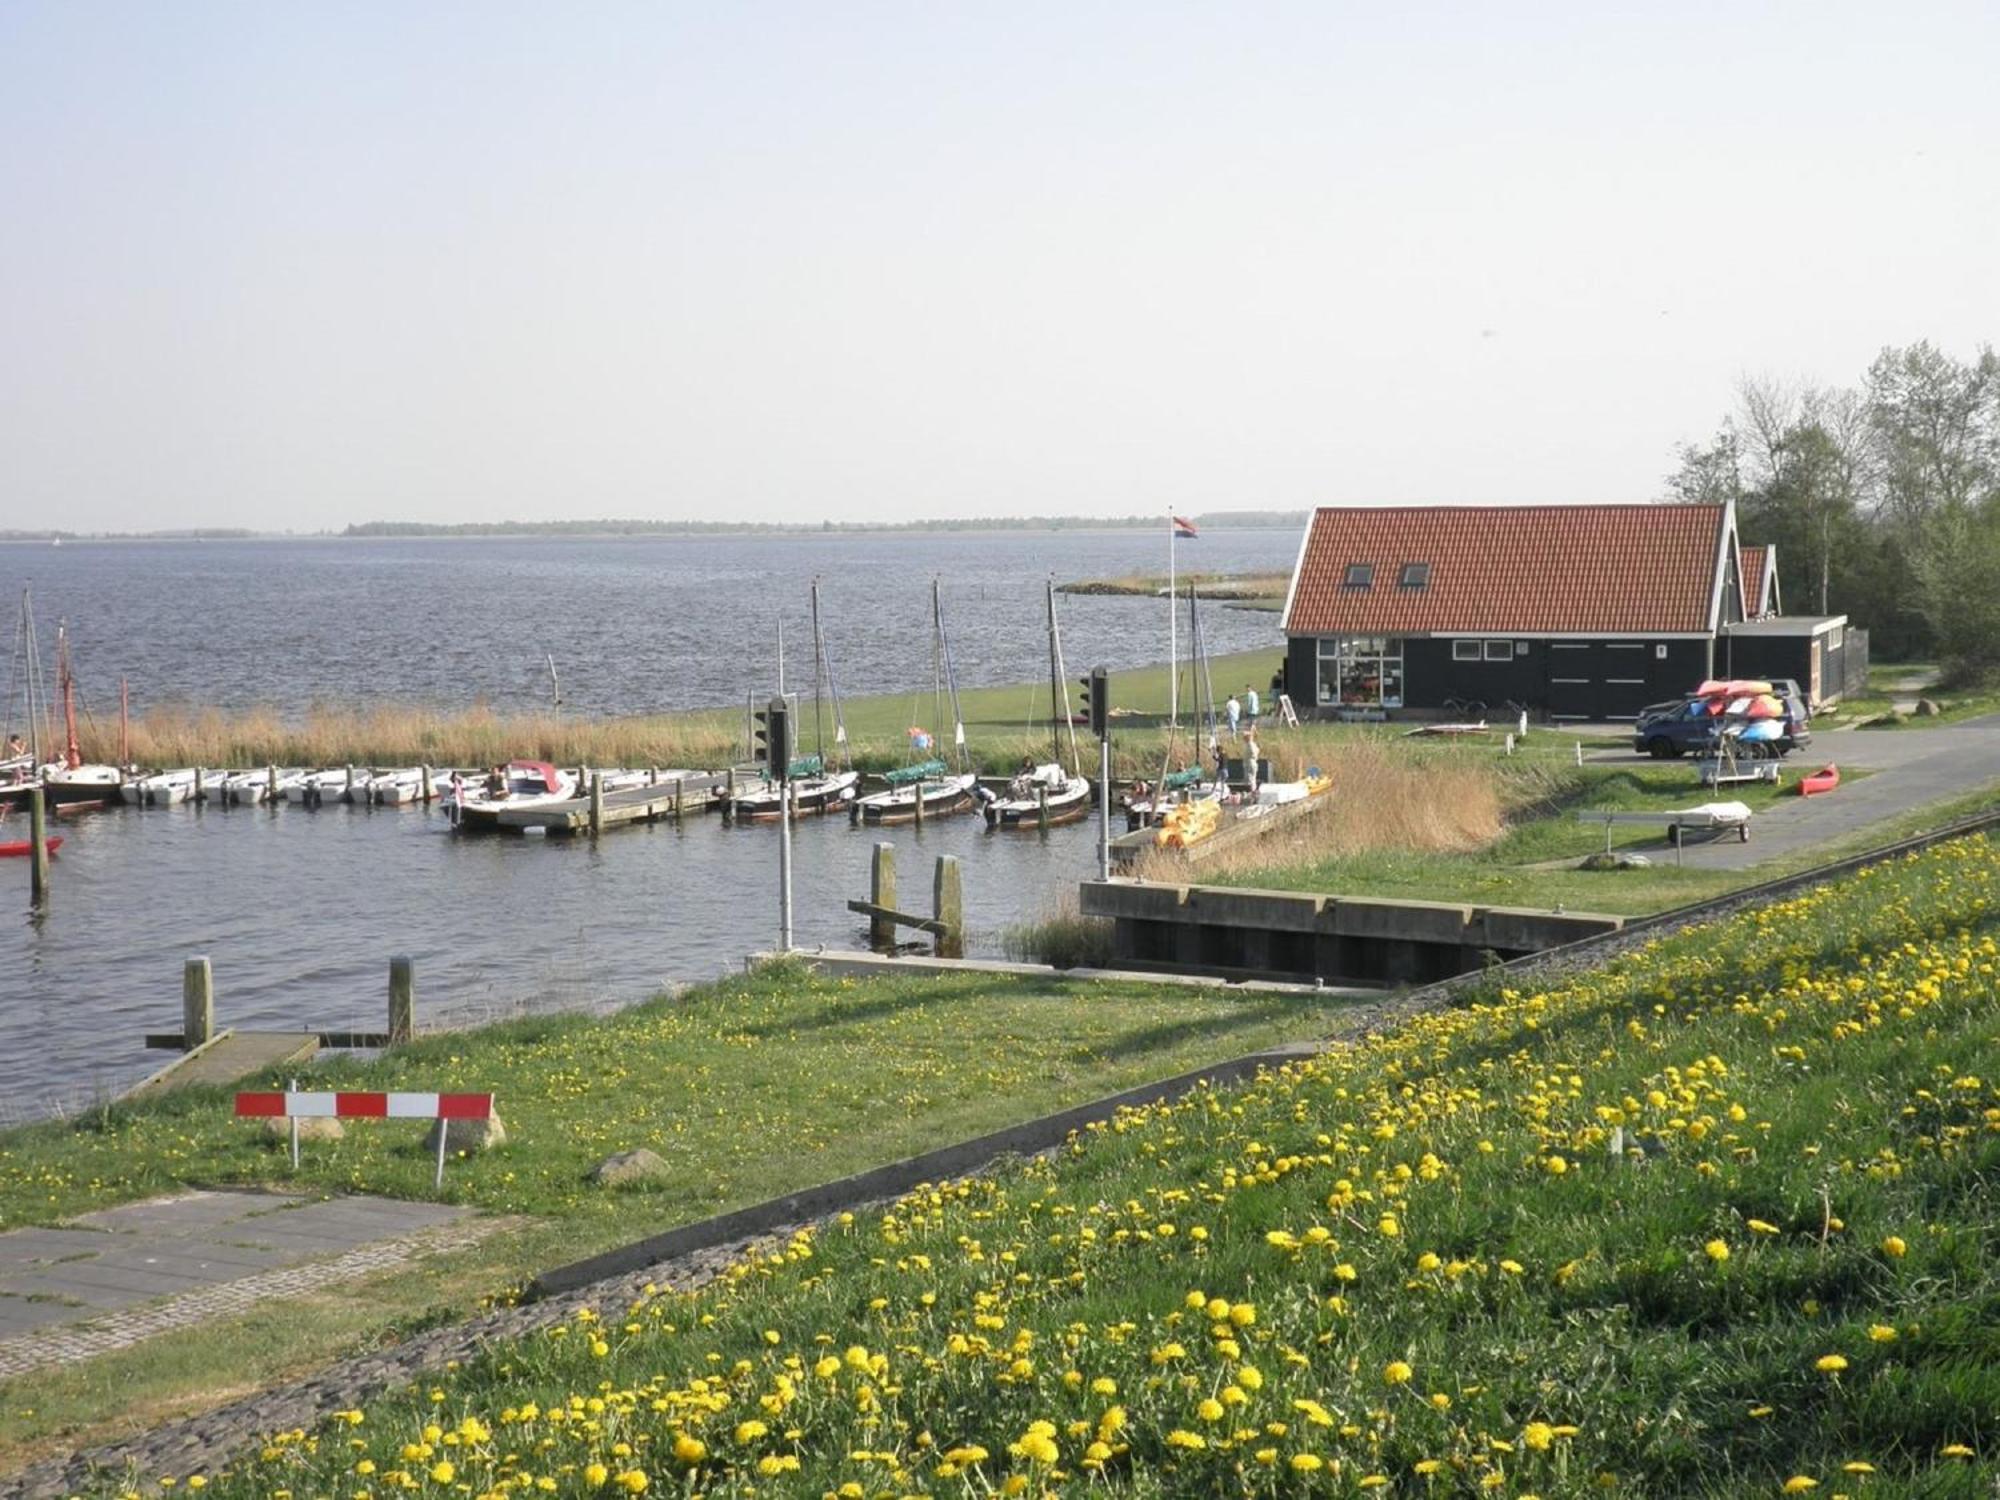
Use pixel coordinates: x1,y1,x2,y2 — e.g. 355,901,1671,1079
339,511,1308,538
1667,339,2000,681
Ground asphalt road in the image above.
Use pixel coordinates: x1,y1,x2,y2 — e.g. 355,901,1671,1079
1588,716,2000,870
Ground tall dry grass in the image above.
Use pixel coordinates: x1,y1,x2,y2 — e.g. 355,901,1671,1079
85,703,745,772
1128,739,1503,884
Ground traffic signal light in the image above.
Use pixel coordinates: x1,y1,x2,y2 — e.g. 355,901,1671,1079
753,696,791,776
1079,665,1109,739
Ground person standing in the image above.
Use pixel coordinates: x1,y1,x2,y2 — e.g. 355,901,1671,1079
1225,693,1241,737
1244,730,1261,797
1245,684,1260,727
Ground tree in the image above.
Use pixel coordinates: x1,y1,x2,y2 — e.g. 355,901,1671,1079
1865,341,1999,525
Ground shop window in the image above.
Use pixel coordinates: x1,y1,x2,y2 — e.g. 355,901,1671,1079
1452,639,1480,661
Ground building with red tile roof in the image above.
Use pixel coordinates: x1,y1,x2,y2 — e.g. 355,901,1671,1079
1278,501,1755,721
1739,543,1781,618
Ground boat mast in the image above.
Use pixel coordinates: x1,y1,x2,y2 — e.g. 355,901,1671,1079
937,582,966,771
120,677,129,769
57,624,81,769
931,580,943,768
810,580,826,763
1047,580,1081,775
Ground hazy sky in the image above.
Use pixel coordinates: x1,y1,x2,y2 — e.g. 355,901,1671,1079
2,3,1994,530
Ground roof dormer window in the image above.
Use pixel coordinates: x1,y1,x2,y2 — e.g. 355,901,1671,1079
1343,563,1374,589
1399,562,1430,590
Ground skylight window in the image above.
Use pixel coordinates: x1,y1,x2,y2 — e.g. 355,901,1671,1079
1399,562,1430,589
1343,563,1374,589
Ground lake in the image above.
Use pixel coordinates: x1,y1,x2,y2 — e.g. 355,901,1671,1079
1,529,1296,1117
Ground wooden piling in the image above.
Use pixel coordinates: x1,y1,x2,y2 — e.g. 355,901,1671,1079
1037,783,1050,831
421,764,434,802
183,956,214,1050
913,779,924,827
193,766,205,803
589,773,605,836
724,767,737,821
932,855,963,959
869,843,897,949
344,763,355,801
266,764,278,803
27,784,49,904
388,955,415,1043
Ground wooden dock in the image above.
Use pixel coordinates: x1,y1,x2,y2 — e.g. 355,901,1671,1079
1109,788,1332,869
121,1029,322,1100
492,772,730,832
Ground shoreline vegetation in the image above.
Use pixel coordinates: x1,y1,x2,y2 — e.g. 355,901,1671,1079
1058,569,1289,608
79,647,1291,778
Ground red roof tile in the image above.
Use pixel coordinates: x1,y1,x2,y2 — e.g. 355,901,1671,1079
1284,503,1731,637
1739,544,1777,616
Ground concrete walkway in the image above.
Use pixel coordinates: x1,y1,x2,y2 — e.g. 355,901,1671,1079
1595,717,2000,871
0,1189,485,1378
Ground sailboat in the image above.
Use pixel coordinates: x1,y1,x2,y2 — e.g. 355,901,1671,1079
35,623,122,811
1127,583,1227,831
853,582,979,824
983,581,1093,829
731,581,862,819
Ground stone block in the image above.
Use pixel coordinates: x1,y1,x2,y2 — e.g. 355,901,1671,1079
591,1148,670,1187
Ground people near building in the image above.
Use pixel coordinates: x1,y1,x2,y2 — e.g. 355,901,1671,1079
1245,685,1260,726
1224,693,1241,737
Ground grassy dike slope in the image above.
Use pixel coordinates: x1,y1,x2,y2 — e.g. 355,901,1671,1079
134,836,2000,1497
0,966,1357,1466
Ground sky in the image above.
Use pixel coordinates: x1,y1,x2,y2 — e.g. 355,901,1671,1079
1,2,1994,531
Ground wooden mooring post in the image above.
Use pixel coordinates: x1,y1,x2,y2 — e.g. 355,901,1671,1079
1037,783,1050,831
388,955,415,1042
344,763,355,801
846,852,963,957
724,767,737,821
28,784,49,905
589,772,605,837
193,766,205,804
266,764,278,803
869,843,897,948
420,764,434,802
932,855,963,958
183,956,214,1049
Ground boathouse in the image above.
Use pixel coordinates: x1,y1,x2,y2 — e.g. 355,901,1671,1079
1278,501,1853,722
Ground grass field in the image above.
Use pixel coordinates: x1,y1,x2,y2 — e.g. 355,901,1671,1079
127,833,2000,1497
0,963,1356,1468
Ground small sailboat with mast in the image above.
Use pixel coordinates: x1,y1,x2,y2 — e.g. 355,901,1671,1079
983,580,1092,829
853,580,978,824
731,580,862,819
1127,581,1226,829
3,591,123,813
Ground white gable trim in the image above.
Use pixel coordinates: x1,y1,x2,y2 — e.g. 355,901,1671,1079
1278,509,1318,634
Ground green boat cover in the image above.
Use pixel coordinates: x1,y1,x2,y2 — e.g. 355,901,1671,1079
1163,767,1205,790
884,758,948,786
786,754,825,779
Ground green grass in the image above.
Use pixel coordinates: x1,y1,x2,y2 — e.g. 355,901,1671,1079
1207,760,1997,917
134,833,2000,1497
0,963,1358,1466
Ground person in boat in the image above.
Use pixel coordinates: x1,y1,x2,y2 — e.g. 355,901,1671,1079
1009,756,1036,798
485,764,508,798
3,734,25,777
1125,777,1151,810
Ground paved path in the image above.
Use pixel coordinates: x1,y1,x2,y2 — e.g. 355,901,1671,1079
1593,717,2000,871
0,1189,484,1379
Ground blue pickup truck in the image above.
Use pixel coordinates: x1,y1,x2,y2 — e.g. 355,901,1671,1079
1632,680,1812,759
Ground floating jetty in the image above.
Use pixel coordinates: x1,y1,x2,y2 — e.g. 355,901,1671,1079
489,770,732,832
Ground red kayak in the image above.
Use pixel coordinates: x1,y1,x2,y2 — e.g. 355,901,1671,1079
0,835,62,857
1798,764,1840,797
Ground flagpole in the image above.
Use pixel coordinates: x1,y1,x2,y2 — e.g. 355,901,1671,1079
1168,511,1178,728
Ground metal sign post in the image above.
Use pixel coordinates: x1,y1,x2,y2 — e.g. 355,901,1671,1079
778,777,793,951
1098,734,1111,880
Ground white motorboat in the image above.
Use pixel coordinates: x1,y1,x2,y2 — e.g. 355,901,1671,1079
135,767,211,806
221,768,304,805
452,760,579,829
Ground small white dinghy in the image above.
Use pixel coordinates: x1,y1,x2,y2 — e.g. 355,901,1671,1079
369,767,433,804
135,768,209,806
221,768,304,805
286,769,356,807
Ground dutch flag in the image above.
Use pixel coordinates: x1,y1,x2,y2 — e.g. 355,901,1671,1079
1172,516,1199,539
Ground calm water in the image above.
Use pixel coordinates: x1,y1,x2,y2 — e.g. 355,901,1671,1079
1,530,1293,1117
5,531,1294,717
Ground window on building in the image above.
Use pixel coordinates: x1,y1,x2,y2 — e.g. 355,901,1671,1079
1484,639,1512,661
1828,625,1845,649
1398,562,1430,590
1316,636,1404,708
1342,563,1374,589
1452,639,1480,661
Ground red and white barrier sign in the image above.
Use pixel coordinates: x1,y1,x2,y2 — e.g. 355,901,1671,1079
236,1090,495,1188
235,1091,493,1120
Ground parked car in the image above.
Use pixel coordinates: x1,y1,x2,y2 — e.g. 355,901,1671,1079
1633,679,1811,759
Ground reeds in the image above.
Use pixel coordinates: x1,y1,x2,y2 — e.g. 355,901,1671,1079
1128,739,1503,884
1001,886,1117,969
